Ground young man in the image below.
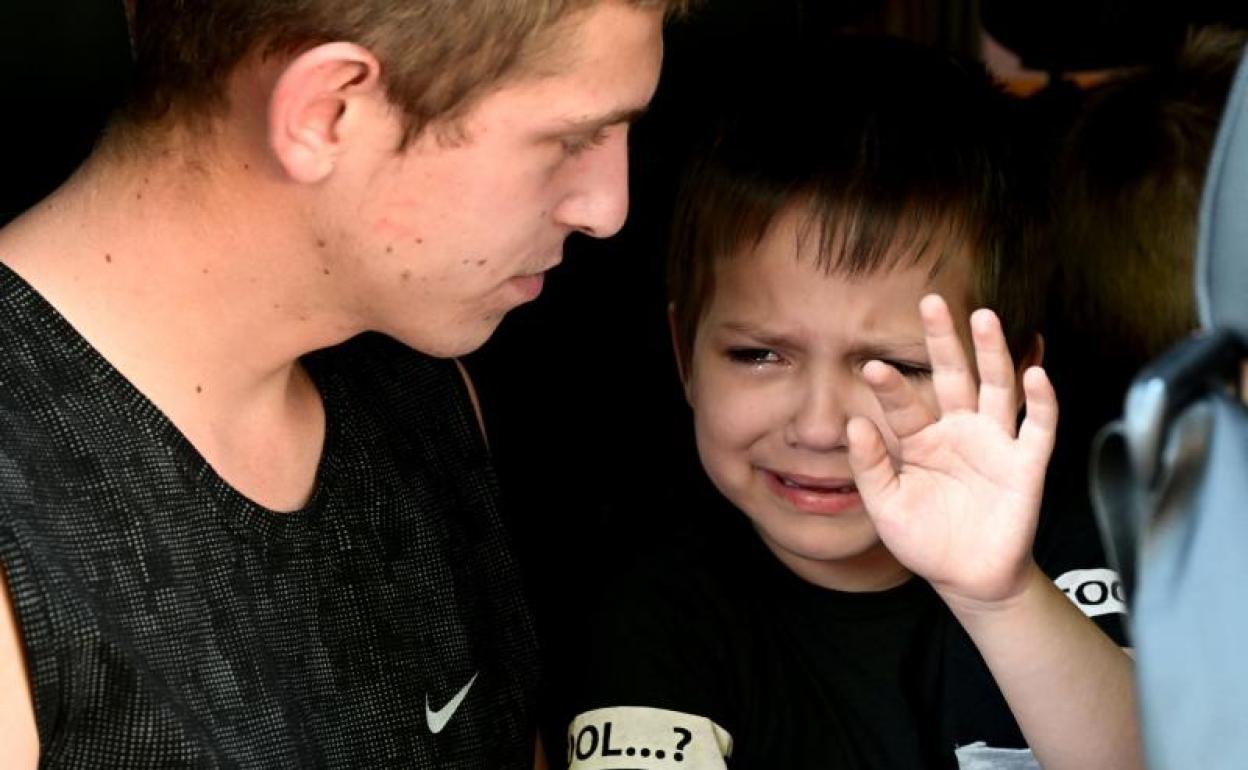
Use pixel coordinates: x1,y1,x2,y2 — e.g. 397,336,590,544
559,38,1141,769
0,0,686,765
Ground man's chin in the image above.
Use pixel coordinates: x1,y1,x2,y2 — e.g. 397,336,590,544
387,317,502,359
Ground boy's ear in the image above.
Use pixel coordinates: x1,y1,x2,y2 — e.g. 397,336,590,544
268,42,383,185
1020,332,1045,371
1015,332,1045,409
667,302,692,404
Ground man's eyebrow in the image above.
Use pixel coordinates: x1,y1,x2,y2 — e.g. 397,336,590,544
554,106,650,133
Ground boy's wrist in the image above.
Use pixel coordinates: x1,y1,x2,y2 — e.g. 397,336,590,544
934,559,1048,624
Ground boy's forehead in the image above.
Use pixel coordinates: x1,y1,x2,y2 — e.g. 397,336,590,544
697,212,975,331
735,203,976,285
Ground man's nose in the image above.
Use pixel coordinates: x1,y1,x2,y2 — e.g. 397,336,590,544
551,129,631,239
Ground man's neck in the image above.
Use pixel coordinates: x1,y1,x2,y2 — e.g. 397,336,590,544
0,143,352,510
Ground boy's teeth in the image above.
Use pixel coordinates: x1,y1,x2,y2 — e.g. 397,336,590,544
781,476,854,493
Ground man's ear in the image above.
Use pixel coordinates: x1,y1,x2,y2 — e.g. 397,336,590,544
667,302,692,405
269,42,383,184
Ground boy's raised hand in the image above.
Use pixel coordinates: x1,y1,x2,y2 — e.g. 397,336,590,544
847,294,1058,609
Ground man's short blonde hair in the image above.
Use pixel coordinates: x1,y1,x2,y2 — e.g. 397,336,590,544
119,0,694,144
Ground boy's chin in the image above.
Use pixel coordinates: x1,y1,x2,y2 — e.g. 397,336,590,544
751,517,904,581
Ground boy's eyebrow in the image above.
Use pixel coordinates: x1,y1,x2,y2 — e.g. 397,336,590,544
717,322,931,362
717,321,801,349
849,342,931,362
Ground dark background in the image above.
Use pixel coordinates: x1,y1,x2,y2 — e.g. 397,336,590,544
4,1,1248,758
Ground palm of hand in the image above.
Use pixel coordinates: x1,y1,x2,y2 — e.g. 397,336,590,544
847,296,1058,608
866,410,1046,604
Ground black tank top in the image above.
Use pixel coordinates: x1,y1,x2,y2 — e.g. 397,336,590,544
0,265,539,768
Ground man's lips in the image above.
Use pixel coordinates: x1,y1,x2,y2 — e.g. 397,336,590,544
509,272,545,300
507,255,562,301
763,470,862,516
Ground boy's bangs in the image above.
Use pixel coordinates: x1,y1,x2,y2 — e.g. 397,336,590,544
795,193,973,282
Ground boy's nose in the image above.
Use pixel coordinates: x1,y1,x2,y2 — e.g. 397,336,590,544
551,129,631,239
785,378,849,452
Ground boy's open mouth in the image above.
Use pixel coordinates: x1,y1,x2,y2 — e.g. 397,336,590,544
763,470,863,516
768,469,858,491
775,474,857,494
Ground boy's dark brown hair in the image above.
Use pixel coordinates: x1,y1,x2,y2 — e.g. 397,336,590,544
1052,26,1248,366
667,36,1047,367
118,0,695,145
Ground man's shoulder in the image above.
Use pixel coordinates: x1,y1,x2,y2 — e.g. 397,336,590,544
0,334,69,456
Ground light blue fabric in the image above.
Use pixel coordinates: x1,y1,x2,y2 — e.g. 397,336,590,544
1092,41,1248,770
1197,41,1248,340
1131,397,1248,769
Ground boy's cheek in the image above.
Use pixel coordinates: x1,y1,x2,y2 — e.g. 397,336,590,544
689,379,777,430
692,405,764,449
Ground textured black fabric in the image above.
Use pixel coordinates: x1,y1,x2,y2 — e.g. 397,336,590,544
0,265,539,768
558,493,1127,770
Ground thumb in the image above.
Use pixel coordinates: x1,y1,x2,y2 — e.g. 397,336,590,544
847,416,898,508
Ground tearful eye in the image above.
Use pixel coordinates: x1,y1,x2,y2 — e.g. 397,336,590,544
726,347,782,366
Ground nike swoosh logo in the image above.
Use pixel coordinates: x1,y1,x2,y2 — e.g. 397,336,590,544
425,673,479,735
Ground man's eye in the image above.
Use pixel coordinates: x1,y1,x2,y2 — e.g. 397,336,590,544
881,360,933,380
560,128,611,157
726,347,782,366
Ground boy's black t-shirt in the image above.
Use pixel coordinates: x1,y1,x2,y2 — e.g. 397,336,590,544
558,494,1126,770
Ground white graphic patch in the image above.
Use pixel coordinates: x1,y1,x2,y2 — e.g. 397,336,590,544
567,706,733,769
425,673,478,734
1055,568,1128,618
955,741,1041,770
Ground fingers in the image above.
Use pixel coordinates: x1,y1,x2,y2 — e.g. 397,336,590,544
847,415,898,502
1017,366,1058,463
970,309,1019,437
862,359,936,440
920,294,976,415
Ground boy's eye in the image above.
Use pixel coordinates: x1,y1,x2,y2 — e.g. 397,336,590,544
560,127,611,157
880,359,933,380
726,347,783,366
